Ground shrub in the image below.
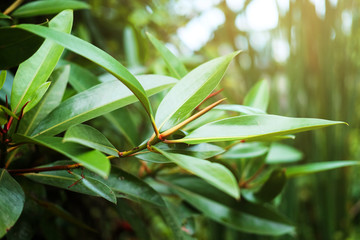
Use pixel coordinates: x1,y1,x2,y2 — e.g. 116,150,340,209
0,5,356,239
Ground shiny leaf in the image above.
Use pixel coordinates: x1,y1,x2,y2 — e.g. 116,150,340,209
220,142,269,160
12,0,90,18
14,135,110,178
102,167,165,207
266,143,303,164
147,32,187,79
137,143,224,163
16,21,154,119
64,124,118,156
214,104,266,115
154,147,240,199
0,169,25,238
174,115,346,144
19,65,70,135
286,161,360,177
171,177,294,236
11,10,73,113
31,74,176,136
25,167,116,203
155,51,240,131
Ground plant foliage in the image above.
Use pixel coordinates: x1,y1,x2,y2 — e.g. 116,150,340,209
0,3,355,239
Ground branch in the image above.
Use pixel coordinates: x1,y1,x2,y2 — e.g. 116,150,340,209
7,163,82,175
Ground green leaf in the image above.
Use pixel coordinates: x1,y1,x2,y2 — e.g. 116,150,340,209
24,81,51,113
0,105,18,119
59,60,101,92
146,32,187,79
219,142,269,160
0,13,11,19
14,135,110,178
64,124,118,156
266,143,303,164
60,62,139,146
0,104,17,125
11,10,73,113
174,114,346,144
0,27,44,70
286,161,360,178
155,51,240,131
0,71,6,90
25,167,116,203
244,79,270,112
244,168,287,203
124,26,141,67
183,109,225,131
12,0,90,18
31,74,176,136
170,177,295,236
214,104,266,115
19,65,70,135
137,143,224,163
102,167,165,207
16,21,154,120
154,147,240,199
103,107,139,147
0,169,25,238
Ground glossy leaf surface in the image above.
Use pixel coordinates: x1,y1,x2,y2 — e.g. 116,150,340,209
19,66,70,135
214,104,266,115
175,115,346,144
25,167,116,203
170,177,294,236
147,32,187,79
137,143,225,163
155,51,239,131
16,22,154,119
12,0,90,18
102,168,165,207
266,143,303,164
154,147,240,199
286,161,360,177
59,60,100,91
220,142,268,160
31,74,176,136
64,124,118,156
61,62,139,146
14,135,110,178
0,170,25,238
11,10,73,113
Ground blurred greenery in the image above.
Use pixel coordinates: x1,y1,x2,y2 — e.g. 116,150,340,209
1,0,360,239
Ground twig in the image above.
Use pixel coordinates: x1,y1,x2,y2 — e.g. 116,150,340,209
195,89,224,110
7,163,82,175
4,0,23,15
239,164,265,188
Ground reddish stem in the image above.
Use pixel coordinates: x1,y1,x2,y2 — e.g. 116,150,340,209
7,163,82,175
195,88,224,110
